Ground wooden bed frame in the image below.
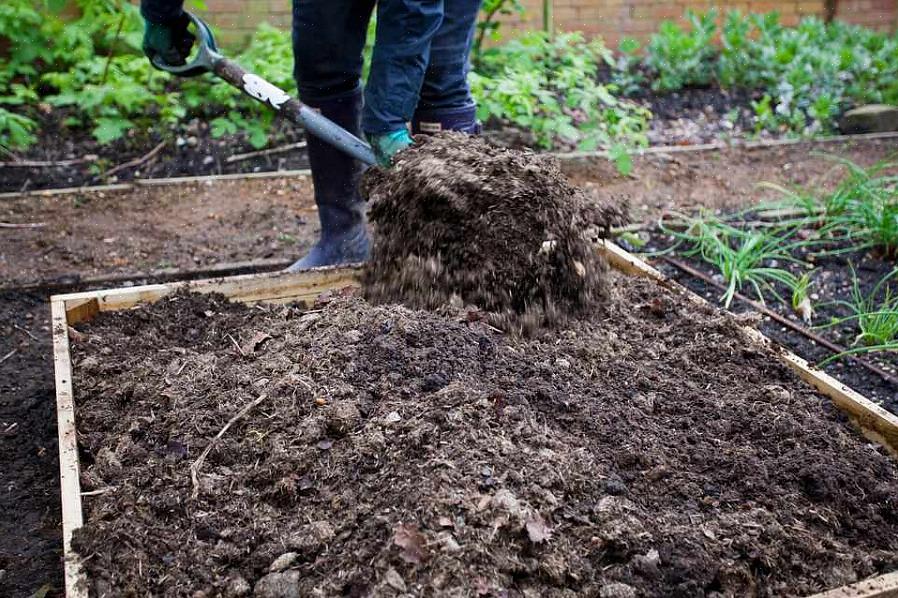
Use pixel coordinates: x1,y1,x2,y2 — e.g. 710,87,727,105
51,242,898,598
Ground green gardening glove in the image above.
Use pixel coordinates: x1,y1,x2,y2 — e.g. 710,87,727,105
367,129,413,167
143,12,195,68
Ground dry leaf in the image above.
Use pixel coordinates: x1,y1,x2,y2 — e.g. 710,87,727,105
242,331,272,354
525,513,552,543
393,523,429,564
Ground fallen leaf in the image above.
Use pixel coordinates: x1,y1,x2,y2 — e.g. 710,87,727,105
67,326,87,343
242,331,272,355
384,567,406,592
393,523,429,564
525,513,552,543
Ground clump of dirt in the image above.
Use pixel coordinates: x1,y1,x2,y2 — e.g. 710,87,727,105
361,132,627,333
70,275,898,597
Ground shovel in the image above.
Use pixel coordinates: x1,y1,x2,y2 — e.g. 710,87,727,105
151,13,377,166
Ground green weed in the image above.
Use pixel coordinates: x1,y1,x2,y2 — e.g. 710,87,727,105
662,213,811,308
818,266,898,365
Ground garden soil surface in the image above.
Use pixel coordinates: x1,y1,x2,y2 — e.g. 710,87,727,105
2,138,897,597
362,133,625,332
71,274,898,597
653,248,898,414
4,139,896,288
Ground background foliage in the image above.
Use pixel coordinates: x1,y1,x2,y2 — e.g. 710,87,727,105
1,2,897,155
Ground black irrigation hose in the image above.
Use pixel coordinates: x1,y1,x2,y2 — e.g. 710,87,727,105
660,255,898,389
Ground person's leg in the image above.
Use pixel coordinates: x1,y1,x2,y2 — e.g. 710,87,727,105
362,0,444,136
412,0,482,134
288,0,374,271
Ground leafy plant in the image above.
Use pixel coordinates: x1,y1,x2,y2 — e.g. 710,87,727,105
644,9,718,92
471,32,650,157
472,0,526,67
817,266,898,365
718,12,898,135
791,270,815,323
766,156,898,256
663,213,810,308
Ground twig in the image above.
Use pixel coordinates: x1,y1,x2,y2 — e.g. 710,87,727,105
226,333,246,356
12,324,38,340
0,349,17,365
81,487,116,497
0,222,46,229
190,393,270,498
661,255,898,387
101,13,126,86
225,141,307,164
0,158,88,168
100,140,167,180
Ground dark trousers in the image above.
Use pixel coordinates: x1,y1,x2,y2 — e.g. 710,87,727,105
292,0,481,134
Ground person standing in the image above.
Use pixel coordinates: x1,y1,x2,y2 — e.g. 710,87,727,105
141,0,482,270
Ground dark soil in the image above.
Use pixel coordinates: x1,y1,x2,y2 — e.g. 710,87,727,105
646,243,898,414
71,274,898,597
0,113,312,194
0,291,63,597
634,86,759,146
0,82,851,194
362,133,627,333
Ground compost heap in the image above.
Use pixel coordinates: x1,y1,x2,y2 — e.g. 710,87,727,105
361,132,627,332
71,276,898,597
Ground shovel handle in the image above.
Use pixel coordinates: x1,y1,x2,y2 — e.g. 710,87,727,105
151,13,377,166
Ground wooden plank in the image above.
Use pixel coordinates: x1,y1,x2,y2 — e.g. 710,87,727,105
51,300,87,598
597,240,898,457
54,266,362,316
809,571,898,598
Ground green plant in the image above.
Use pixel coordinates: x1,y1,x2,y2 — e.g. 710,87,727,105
471,32,650,158
182,23,296,148
610,37,646,97
817,266,898,365
663,213,810,308
644,9,718,92
718,12,898,135
473,0,526,66
767,156,898,256
791,270,814,323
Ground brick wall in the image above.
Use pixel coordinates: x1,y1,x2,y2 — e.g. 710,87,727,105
501,0,827,47
197,0,893,48
836,0,897,30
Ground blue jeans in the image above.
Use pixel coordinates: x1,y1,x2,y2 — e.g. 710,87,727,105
292,0,481,134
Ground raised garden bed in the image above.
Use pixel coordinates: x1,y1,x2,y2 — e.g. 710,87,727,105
51,243,898,597
633,159,898,416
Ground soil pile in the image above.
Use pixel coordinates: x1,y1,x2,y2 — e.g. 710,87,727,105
361,132,627,332
71,275,898,597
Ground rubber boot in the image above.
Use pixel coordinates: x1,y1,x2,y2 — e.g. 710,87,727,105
411,105,481,135
287,93,370,271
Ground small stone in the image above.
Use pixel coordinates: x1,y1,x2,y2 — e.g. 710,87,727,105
285,521,335,557
269,552,298,572
599,582,637,598
225,574,251,597
384,567,407,592
253,571,301,598
840,104,898,134
438,532,462,553
325,402,360,436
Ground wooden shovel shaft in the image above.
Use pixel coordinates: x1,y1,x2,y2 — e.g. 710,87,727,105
212,58,377,166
